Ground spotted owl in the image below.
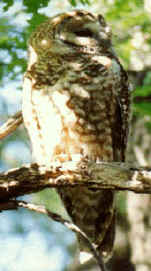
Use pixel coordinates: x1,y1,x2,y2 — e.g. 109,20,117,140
22,10,131,263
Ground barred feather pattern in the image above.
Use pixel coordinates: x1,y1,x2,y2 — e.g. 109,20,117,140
22,10,131,262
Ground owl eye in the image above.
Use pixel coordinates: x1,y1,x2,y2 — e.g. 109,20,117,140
98,14,106,27
74,29,93,38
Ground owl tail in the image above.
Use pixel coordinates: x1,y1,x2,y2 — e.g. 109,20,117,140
80,251,93,264
58,187,115,264
79,210,116,264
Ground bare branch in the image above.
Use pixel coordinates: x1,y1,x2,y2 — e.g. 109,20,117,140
0,162,151,205
1,200,108,270
0,197,108,270
4,199,107,271
0,111,23,140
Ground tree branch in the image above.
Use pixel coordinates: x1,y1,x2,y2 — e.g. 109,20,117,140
7,199,106,271
0,162,151,206
0,111,23,139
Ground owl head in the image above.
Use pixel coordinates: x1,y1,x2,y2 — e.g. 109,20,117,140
28,10,112,61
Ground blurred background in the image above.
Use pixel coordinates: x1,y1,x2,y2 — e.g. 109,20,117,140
0,0,151,270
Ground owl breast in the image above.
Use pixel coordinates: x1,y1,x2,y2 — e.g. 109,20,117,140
23,54,121,166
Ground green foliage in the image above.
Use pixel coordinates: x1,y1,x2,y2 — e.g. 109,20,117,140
69,0,90,6
133,102,151,116
3,0,90,11
133,71,151,117
102,0,151,120
27,13,48,33
2,0,13,11
23,0,50,13
134,85,151,98
0,18,26,84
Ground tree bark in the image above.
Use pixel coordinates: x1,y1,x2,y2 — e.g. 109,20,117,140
0,161,151,210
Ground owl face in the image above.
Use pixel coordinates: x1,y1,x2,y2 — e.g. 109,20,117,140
29,10,112,59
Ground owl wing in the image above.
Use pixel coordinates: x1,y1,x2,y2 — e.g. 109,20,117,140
111,58,131,162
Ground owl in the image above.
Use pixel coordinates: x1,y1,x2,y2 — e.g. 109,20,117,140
22,10,131,263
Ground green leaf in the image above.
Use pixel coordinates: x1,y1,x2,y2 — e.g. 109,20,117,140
23,0,50,13
69,0,89,6
80,0,90,4
133,86,151,97
2,0,14,11
69,0,77,6
27,13,48,34
143,72,151,86
133,103,151,116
